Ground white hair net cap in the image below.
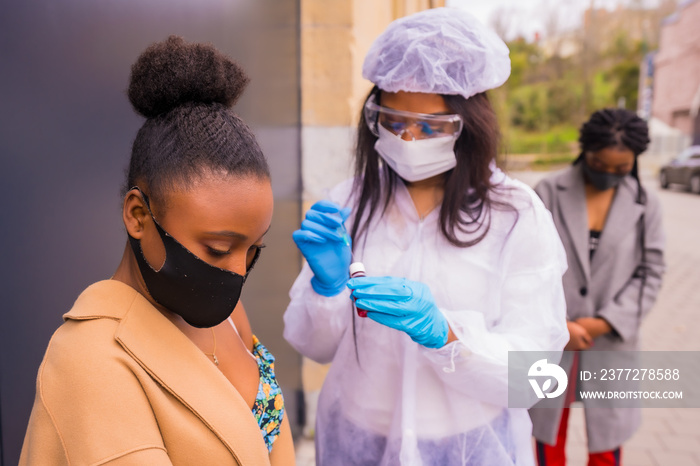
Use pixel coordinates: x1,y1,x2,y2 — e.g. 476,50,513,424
362,7,511,99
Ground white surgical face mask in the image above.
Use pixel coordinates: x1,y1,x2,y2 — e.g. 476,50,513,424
374,125,458,182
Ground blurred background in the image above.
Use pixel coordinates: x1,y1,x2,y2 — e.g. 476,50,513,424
450,0,699,174
1,0,699,465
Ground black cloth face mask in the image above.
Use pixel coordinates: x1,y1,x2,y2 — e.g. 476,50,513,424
127,188,260,328
582,160,629,192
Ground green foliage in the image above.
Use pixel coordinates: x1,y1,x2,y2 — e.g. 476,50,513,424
547,81,581,124
508,39,542,87
498,22,650,157
593,71,616,109
509,84,546,131
503,125,579,155
610,61,641,110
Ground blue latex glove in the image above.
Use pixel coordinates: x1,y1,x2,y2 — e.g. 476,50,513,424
292,200,352,297
347,276,449,349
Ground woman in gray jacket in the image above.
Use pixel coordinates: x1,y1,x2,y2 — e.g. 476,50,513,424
529,109,665,465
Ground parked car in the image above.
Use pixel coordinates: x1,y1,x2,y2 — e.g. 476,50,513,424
659,145,700,194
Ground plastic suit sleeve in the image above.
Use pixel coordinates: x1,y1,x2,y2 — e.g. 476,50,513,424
418,206,570,408
596,193,665,342
283,262,352,364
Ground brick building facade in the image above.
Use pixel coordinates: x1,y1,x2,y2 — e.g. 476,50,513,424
653,0,700,144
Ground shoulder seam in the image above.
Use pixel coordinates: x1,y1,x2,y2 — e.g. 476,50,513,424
66,288,141,322
37,336,71,464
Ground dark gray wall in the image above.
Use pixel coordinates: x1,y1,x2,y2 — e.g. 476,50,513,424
0,1,302,464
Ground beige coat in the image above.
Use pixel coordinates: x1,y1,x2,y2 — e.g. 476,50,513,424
20,280,293,465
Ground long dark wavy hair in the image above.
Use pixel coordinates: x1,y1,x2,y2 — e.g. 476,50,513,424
349,86,514,249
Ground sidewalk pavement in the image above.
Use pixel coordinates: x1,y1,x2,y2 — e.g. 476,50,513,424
295,169,700,466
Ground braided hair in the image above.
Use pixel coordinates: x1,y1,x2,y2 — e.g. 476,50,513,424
574,108,650,204
123,36,269,207
575,108,652,318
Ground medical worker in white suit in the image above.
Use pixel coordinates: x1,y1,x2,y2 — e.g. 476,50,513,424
284,8,569,466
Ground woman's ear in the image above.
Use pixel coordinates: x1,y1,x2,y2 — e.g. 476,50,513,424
123,188,151,239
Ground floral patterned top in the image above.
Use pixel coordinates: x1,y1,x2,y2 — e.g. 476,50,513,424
251,335,285,452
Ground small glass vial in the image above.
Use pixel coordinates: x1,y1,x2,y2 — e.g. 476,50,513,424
349,262,368,317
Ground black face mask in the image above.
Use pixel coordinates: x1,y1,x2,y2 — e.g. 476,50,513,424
127,189,260,328
582,160,628,191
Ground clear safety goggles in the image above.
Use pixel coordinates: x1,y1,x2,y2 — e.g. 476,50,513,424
364,94,463,140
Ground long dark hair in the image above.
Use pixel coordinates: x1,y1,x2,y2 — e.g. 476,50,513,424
350,86,514,249
573,108,650,204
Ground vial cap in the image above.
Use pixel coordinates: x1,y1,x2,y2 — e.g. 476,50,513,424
349,262,366,276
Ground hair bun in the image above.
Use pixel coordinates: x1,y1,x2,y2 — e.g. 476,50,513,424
128,35,249,118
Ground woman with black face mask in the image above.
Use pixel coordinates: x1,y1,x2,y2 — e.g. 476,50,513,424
19,36,294,465
529,109,666,465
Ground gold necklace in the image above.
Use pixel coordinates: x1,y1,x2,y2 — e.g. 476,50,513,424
203,328,219,365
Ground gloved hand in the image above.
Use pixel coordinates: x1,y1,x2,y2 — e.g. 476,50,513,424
292,200,352,297
347,276,449,348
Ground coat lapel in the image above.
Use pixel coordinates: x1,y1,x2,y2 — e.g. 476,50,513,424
555,165,591,283
109,282,270,465
591,177,644,276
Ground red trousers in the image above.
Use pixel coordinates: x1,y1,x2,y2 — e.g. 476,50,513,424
535,407,621,466
535,353,621,466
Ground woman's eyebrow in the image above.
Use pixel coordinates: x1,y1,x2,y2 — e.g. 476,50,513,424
205,225,271,241
205,230,248,240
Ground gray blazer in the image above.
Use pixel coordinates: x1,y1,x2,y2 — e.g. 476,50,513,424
528,164,665,452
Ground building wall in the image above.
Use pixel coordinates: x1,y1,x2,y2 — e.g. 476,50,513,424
652,0,700,137
300,0,445,203
297,0,444,434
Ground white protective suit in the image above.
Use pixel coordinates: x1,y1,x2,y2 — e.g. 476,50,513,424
284,169,569,465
